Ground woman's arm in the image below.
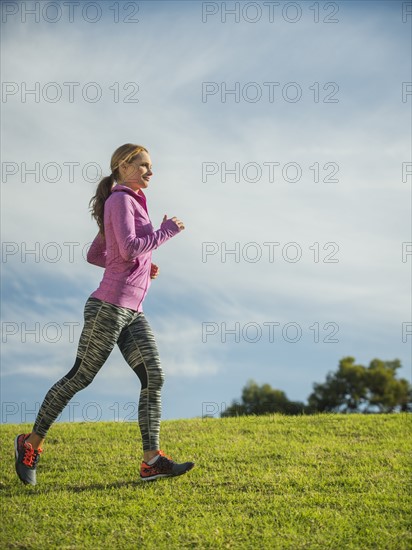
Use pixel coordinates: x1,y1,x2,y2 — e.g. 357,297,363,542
86,232,107,268
110,193,181,261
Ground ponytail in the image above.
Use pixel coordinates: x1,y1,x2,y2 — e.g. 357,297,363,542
89,173,114,237
89,143,148,237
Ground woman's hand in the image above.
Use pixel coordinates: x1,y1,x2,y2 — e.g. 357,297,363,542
150,263,160,280
162,214,185,231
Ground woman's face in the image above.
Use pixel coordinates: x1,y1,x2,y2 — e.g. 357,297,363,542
119,151,153,192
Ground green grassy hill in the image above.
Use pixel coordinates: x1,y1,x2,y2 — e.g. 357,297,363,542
1,414,411,549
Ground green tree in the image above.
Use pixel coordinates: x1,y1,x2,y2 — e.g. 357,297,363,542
308,356,412,413
221,379,310,418
365,359,411,412
308,356,368,413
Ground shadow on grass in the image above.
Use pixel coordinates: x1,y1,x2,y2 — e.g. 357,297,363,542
66,479,146,493
0,478,160,496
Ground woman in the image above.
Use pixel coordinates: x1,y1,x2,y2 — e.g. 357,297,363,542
15,143,195,485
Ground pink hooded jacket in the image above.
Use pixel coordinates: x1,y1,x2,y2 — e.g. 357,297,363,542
86,183,180,311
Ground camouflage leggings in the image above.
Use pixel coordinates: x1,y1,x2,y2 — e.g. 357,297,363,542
33,297,164,451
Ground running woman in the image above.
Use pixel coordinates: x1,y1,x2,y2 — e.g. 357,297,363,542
15,143,195,485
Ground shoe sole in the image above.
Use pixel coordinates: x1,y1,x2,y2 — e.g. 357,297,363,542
14,435,30,485
14,435,19,461
14,435,37,486
140,463,195,482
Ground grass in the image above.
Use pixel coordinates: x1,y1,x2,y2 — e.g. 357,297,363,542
1,413,411,549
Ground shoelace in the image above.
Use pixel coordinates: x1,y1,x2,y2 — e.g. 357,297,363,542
144,450,173,468
22,442,43,468
157,450,173,461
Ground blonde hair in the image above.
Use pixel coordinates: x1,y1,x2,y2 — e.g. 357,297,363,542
89,143,148,236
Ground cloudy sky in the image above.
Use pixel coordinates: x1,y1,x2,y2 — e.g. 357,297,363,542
1,0,411,427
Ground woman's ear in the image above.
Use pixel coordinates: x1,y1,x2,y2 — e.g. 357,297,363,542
117,160,126,181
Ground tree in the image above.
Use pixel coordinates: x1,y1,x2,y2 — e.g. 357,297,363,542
308,356,412,413
222,357,411,419
365,359,412,412
221,379,311,418
308,357,368,413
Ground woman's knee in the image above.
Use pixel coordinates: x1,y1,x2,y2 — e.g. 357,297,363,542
148,362,165,390
62,358,98,392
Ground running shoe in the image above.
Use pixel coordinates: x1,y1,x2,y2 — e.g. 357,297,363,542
140,450,195,481
14,433,43,486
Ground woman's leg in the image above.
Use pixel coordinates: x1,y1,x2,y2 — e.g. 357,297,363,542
117,313,165,457
30,298,136,441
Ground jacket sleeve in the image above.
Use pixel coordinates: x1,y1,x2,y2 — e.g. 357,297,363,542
86,232,107,268
110,193,181,261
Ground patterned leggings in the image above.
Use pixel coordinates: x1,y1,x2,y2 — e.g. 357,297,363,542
33,297,164,451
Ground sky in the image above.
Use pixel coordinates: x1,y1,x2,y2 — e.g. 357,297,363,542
1,0,411,428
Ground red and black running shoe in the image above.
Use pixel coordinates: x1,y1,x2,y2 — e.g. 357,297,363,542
14,434,43,486
140,450,195,481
